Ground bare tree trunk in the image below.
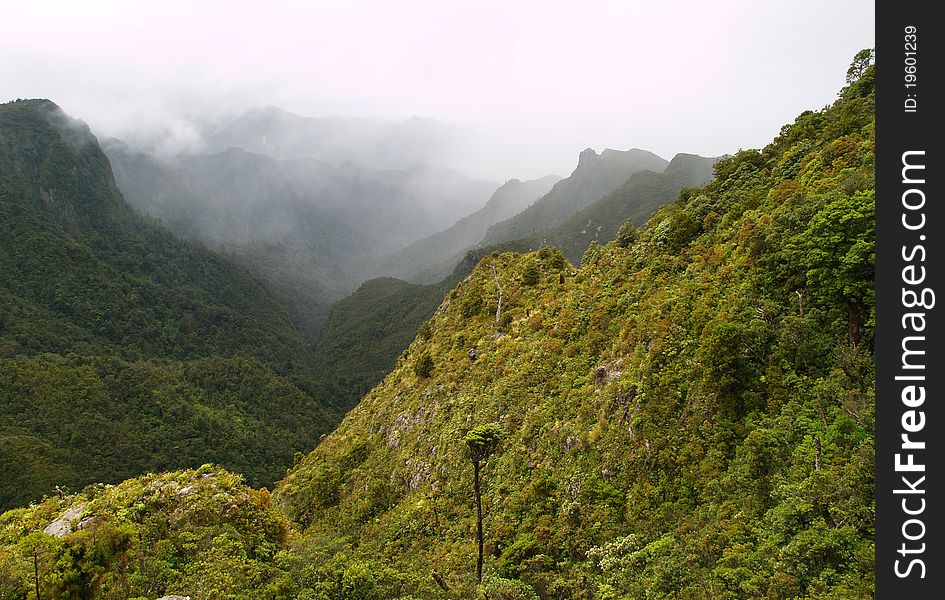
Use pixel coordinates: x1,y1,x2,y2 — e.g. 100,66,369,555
848,302,861,348
474,459,484,583
491,264,503,328
813,437,837,528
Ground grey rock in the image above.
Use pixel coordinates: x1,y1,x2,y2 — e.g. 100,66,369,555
43,503,87,537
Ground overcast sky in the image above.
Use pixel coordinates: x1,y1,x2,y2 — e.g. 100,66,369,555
2,0,874,180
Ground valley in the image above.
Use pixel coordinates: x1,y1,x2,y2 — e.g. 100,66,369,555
0,56,876,599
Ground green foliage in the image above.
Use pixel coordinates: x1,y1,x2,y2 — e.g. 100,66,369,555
0,467,291,600
0,354,336,509
479,573,540,600
414,352,435,378
272,62,875,599
786,189,875,343
536,247,566,271
312,276,461,410
846,48,874,85
521,262,540,286
1,61,876,598
461,292,485,318
615,220,639,247
465,424,503,464
0,99,341,510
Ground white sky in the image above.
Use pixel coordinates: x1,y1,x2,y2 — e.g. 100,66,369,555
2,0,874,180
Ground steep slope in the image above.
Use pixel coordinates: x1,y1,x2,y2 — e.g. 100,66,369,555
0,99,339,508
376,175,562,284
104,140,498,316
274,68,876,597
0,466,295,599
315,156,714,421
0,102,309,364
480,148,668,246
312,253,481,410
0,60,876,599
542,152,719,264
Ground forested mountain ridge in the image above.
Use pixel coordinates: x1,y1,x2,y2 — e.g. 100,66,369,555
0,58,875,599
321,153,716,409
0,100,310,364
543,152,719,264
479,147,668,247
104,136,499,331
0,99,340,509
312,252,482,410
274,63,876,597
474,152,720,266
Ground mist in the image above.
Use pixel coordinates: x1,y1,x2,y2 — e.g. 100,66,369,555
2,0,873,181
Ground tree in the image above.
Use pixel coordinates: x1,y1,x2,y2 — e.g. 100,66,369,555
414,352,434,378
521,261,540,286
465,424,503,583
615,220,640,248
845,48,874,84
787,190,875,346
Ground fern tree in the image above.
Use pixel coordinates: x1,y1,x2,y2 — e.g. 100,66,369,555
465,424,503,583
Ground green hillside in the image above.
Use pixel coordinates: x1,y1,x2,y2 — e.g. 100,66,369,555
544,152,719,264
317,154,716,410
0,466,293,599
0,57,875,599
312,254,481,410
0,99,340,508
0,100,313,366
276,63,876,597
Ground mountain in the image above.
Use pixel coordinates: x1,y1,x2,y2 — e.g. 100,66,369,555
315,155,715,423
0,60,876,599
204,106,460,171
104,141,498,331
272,67,876,597
540,152,719,264
376,175,562,284
0,99,340,508
479,148,669,247
312,253,481,410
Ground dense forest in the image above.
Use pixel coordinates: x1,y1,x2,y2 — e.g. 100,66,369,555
0,54,875,598
0,100,342,508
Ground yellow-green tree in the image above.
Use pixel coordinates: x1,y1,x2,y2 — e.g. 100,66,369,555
465,424,503,583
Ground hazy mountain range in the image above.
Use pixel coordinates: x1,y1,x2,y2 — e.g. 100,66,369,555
0,99,341,507
0,60,877,598
203,106,461,171
104,137,499,332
